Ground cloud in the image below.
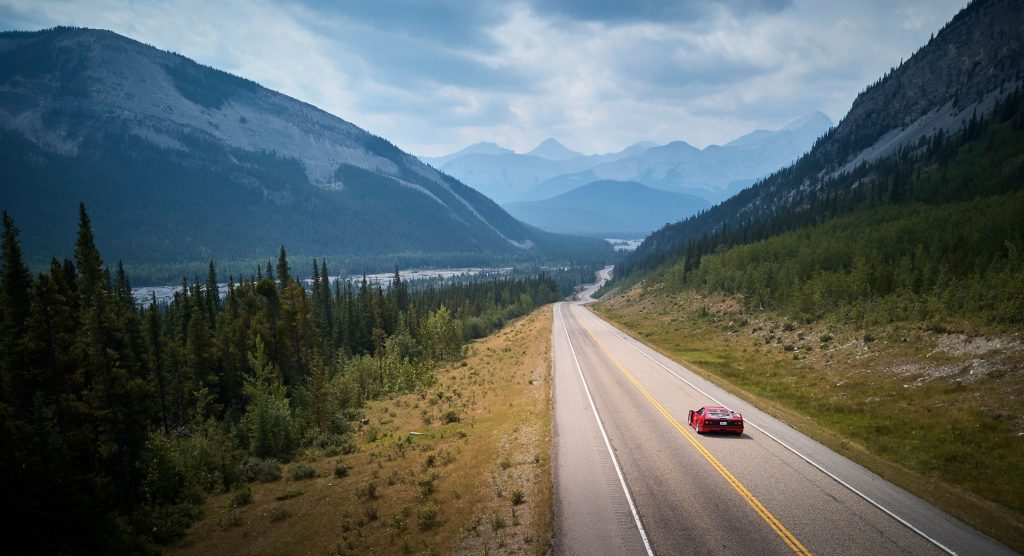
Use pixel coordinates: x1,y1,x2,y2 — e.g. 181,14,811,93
0,0,969,156
525,0,793,25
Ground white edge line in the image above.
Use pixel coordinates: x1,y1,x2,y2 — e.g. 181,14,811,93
557,303,655,556
581,306,957,556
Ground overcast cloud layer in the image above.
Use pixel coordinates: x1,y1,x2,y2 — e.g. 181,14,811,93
0,0,966,156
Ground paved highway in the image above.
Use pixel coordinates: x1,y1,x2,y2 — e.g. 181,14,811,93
551,267,1013,555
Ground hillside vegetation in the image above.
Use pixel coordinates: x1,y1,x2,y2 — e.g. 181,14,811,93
0,205,561,554
171,307,555,555
620,86,1024,330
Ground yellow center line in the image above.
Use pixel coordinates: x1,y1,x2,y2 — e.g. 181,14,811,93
575,314,812,556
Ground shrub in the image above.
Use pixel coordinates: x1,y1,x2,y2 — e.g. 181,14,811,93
230,486,252,507
130,502,200,545
289,463,316,481
441,410,461,424
417,505,440,531
275,489,304,501
334,462,350,478
238,457,282,483
356,481,378,500
218,508,244,530
390,514,408,532
418,475,436,499
490,513,506,531
269,506,291,523
510,488,525,506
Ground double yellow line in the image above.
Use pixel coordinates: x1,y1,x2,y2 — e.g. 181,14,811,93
578,317,812,555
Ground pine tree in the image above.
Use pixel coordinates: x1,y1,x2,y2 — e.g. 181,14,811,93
74,204,105,297
205,260,219,324
1,211,33,402
276,246,290,288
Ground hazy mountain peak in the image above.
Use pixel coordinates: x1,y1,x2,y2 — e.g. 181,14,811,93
454,141,513,157
782,110,834,132
526,138,584,160
725,111,833,150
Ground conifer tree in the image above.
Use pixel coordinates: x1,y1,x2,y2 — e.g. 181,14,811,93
205,260,219,322
73,203,106,298
276,246,290,288
1,211,32,403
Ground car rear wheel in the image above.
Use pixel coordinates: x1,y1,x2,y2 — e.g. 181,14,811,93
695,421,702,434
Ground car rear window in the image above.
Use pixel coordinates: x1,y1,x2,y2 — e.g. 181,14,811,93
708,411,733,417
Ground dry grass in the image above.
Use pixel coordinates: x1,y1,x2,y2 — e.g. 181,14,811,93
595,285,1024,552
169,305,554,555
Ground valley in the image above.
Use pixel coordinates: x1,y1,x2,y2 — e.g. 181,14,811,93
1,0,1022,554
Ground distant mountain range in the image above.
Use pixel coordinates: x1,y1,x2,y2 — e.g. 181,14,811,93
0,27,609,280
503,180,710,238
422,113,832,204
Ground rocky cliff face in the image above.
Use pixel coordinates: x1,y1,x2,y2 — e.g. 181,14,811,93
821,0,1023,171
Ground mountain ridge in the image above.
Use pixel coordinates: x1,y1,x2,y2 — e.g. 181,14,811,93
0,27,610,277
503,179,710,237
429,111,832,203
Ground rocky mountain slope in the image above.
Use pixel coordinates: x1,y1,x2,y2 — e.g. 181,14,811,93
0,27,608,276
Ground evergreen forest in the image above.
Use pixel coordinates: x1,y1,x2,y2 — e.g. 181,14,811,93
0,205,563,553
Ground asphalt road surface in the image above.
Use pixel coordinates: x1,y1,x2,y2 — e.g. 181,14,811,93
551,267,1013,555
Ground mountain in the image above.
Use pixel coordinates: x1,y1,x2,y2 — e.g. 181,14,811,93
525,138,584,160
526,111,834,203
620,0,1024,281
428,141,651,203
428,112,831,205
420,141,513,168
0,27,609,280
503,180,710,238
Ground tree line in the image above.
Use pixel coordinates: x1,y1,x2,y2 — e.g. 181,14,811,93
0,205,561,553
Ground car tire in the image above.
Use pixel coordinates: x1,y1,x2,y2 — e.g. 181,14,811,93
695,422,702,434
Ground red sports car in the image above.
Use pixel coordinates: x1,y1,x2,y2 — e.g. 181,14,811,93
688,405,744,435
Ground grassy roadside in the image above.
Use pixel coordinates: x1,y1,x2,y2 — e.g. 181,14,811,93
595,285,1024,552
169,305,554,555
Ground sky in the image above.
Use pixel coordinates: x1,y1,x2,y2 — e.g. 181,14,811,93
0,0,967,157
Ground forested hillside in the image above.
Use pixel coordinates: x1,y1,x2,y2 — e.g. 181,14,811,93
633,87,1024,327
615,0,1024,329
0,205,562,554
